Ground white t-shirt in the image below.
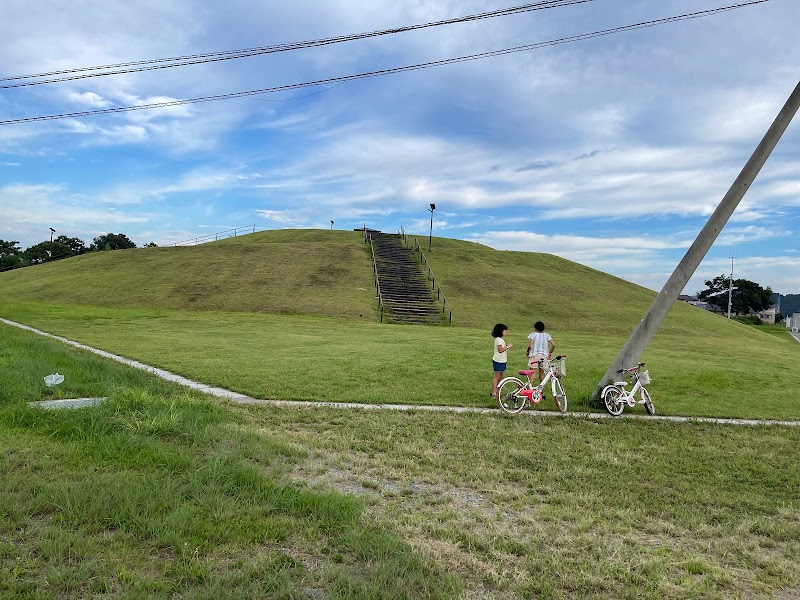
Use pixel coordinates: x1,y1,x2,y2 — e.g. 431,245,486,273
493,337,508,362
527,331,552,357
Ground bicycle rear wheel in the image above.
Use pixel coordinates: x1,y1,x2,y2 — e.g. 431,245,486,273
641,388,655,415
552,378,567,413
497,378,526,415
602,386,625,416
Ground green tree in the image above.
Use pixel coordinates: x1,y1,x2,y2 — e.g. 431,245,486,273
697,275,773,315
0,239,23,270
89,233,137,251
54,235,88,255
773,293,800,317
22,241,75,265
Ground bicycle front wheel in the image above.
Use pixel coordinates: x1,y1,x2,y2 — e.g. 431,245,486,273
552,378,567,413
641,388,655,415
602,386,625,416
497,378,526,415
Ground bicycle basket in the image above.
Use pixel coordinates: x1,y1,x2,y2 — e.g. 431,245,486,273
638,370,651,385
554,358,566,378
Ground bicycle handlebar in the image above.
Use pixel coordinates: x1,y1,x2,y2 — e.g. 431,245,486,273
616,362,645,374
537,355,565,363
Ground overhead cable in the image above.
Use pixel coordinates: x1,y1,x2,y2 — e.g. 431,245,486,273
0,0,772,126
0,0,592,89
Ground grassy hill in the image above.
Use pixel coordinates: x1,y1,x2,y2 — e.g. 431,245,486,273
0,229,378,320
0,228,730,335
1,229,797,418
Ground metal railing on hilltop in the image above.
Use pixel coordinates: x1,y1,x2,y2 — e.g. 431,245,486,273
168,224,256,247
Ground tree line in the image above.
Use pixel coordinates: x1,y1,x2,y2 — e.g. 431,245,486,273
0,233,155,271
775,293,800,317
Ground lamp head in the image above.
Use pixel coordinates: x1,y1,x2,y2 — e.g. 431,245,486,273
430,203,436,210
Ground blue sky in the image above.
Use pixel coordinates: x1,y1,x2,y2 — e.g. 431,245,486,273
1,0,798,296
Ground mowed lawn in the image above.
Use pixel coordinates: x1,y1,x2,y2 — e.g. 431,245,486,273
0,325,457,599
1,322,798,599
1,302,798,420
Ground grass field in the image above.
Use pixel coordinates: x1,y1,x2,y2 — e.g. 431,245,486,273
0,325,457,598
2,323,798,599
1,229,798,597
2,230,795,419
1,301,798,420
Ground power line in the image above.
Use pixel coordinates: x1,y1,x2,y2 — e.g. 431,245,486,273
0,0,772,127
0,0,592,89
245,81,350,102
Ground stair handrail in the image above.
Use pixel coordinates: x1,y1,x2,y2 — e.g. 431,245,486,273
412,238,452,324
399,225,409,248
365,233,385,322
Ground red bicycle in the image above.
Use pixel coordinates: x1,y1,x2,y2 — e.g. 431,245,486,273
496,355,568,414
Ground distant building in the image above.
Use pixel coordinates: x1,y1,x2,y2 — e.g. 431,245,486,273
678,294,724,313
749,306,778,325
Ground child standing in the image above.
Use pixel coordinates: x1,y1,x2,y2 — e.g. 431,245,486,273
491,323,513,398
527,321,556,393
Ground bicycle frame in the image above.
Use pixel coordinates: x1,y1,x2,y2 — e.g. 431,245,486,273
496,355,567,414
521,362,558,403
612,375,643,407
601,363,655,415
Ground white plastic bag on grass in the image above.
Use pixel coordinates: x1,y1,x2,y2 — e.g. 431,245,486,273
44,373,65,387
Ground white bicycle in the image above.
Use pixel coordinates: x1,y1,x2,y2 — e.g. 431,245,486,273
496,355,568,414
601,362,655,416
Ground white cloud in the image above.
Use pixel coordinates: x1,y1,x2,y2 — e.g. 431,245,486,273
0,182,152,247
699,86,790,144
256,209,311,225
66,91,111,108
717,225,792,245
469,229,690,262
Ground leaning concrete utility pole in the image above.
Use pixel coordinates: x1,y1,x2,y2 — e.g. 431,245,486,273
593,80,800,400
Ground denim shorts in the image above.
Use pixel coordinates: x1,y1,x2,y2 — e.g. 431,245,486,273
492,360,507,373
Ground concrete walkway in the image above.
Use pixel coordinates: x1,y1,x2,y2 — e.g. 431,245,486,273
4,317,798,428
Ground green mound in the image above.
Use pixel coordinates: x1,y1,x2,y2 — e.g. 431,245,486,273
0,228,786,341
0,230,378,320
1,229,797,417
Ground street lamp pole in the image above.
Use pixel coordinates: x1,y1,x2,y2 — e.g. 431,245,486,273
726,255,735,319
330,220,334,230
428,203,435,252
49,227,55,242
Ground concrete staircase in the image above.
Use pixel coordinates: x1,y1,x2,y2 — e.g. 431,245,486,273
369,233,443,324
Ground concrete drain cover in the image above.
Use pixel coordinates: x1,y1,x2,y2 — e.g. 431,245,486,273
28,398,107,410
